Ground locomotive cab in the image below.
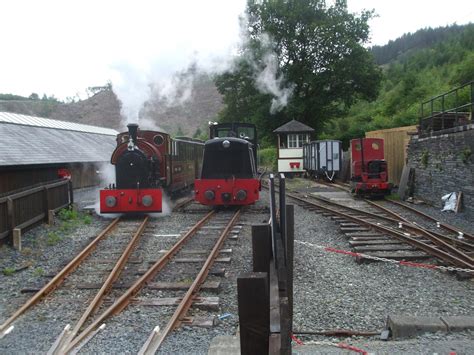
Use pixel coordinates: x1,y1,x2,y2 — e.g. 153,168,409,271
195,137,260,206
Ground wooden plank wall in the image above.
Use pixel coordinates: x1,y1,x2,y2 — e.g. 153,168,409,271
366,125,417,186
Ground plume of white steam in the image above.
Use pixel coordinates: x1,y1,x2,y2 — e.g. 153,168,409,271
255,51,294,114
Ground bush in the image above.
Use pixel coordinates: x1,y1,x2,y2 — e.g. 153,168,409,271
259,147,277,171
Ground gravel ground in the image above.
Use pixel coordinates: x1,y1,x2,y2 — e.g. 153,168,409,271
1,184,473,354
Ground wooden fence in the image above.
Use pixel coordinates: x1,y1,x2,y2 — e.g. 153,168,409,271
238,174,294,354
366,125,417,186
0,179,72,243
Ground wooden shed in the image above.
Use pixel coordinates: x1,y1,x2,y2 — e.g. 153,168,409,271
366,125,417,185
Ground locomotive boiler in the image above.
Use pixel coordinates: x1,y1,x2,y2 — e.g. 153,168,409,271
100,123,203,213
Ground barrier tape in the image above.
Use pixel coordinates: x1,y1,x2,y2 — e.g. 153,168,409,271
295,240,474,273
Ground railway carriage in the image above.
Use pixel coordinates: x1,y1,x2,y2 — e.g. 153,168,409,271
194,123,260,206
303,140,342,181
100,123,203,213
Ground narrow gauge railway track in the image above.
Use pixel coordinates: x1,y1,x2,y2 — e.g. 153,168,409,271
0,216,148,340
262,182,474,273
59,209,241,354
318,180,474,243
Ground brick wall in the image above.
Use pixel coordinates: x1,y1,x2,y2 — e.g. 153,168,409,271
407,125,474,215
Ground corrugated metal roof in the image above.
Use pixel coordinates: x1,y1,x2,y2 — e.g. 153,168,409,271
0,112,118,136
0,119,117,167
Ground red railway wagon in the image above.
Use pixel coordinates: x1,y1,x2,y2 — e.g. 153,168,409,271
350,138,391,197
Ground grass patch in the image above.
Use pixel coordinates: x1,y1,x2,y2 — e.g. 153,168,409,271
58,207,78,221
385,193,401,201
46,232,62,246
83,215,92,225
33,267,44,277
2,267,15,276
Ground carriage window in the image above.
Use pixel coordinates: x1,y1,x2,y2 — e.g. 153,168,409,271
355,143,361,151
372,142,380,150
153,135,164,146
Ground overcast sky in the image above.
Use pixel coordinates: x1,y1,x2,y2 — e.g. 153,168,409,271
0,0,472,100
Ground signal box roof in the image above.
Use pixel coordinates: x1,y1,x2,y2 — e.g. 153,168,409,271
273,119,315,133
0,112,118,167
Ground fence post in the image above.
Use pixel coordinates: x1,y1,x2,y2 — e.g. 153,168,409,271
252,224,272,276
43,186,50,222
68,180,74,206
7,197,15,233
285,204,294,333
238,272,270,355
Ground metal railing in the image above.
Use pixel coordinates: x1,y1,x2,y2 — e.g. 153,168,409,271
419,81,473,135
237,173,294,354
0,179,73,242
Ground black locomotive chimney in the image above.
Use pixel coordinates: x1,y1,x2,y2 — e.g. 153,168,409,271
127,123,139,143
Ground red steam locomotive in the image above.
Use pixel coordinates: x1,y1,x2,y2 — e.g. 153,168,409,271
194,123,260,206
100,123,203,213
350,137,392,197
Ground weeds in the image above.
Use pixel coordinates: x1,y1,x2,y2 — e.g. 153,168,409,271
83,215,92,225
33,267,44,277
46,232,62,246
2,267,15,276
386,193,401,201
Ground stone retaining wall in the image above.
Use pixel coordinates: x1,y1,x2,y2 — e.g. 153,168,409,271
407,125,474,215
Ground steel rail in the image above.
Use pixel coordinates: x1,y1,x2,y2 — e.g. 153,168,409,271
320,179,474,242
386,199,474,241
302,193,474,266
54,217,149,354
263,181,474,266
0,218,120,336
172,196,194,211
287,192,474,269
139,208,241,354
64,210,216,353
365,199,474,250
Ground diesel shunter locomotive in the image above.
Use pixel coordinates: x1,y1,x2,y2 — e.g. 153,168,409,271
100,123,203,213
194,123,260,206
350,137,391,197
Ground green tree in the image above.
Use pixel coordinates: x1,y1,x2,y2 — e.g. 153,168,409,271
215,0,381,144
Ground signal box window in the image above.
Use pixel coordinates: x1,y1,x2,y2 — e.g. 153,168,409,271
287,134,308,148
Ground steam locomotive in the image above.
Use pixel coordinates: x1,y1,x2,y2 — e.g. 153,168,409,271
100,123,203,213
194,123,260,206
350,137,391,197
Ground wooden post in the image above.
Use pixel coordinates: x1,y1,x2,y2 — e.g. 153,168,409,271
48,210,55,226
280,297,291,355
252,224,271,275
285,205,294,332
7,197,15,235
68,180,74,206
13,228,21,251
43,186,50,221
238,272,270,355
